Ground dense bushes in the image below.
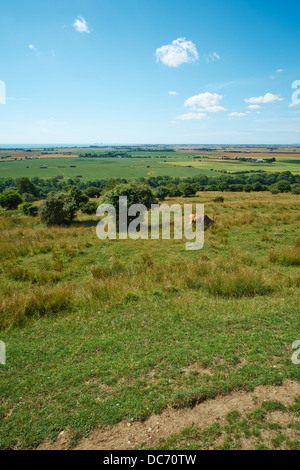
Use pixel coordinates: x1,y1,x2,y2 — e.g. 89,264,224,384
19,203,38,216
81,201,98,214
0,189,22,209
102,181,157,227
0,170,299,208
40,193,77,226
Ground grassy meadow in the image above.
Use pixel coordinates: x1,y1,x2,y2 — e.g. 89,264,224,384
0,191,299,449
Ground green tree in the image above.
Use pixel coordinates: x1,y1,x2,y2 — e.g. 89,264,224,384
0,189,22,210
69,187,89,209
277,180,291,192
16,177,39,197
156,186,169,201
178,183,197,197
85,186,101,198
40,193,77,227
81,201,98,215
102,182,156,228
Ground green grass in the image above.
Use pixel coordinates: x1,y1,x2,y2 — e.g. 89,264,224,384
0,191,299,449
1,147,300,179
166,154,300,175
0,156,214,180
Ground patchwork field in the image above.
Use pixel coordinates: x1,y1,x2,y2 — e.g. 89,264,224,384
0,146,299,180
0,191,299,450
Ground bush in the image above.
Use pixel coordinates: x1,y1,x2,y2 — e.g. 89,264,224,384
0,189,22,209
22,192,36,202
291,184,300,195
270,187,280,195
213,196,224,203
69,186,89,208
19,202,33,215
165,184,182,197
16,177,39,197
85,186,102,198
178,183,197,197
81,201,98,215
101,182,157,227
156,186,169,201
40,193,77,226
277,180,291,192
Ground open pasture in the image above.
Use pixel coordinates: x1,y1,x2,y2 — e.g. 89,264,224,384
0,191,299,450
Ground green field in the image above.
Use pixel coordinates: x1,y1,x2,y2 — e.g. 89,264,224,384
166,154,300,175
0,191,299,450
0,156,211,180
0,146,299,180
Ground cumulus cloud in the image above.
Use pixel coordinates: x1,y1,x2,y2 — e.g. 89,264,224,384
228,112,246,117
184,92,226,112
177,112,207,120
73,16,90,33
156,38,198,67
245,93,283,104
206,51,221,62
168,91,178,95
248,104,261,110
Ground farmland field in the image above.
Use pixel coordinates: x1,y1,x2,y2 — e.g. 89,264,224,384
1,146,300,180
0,191,299,450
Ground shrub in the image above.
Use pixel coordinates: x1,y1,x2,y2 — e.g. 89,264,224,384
0,189,22,209
213,196,224,203
178,183,197,197
81,201,98,215
85,186,102,198
22,192,36,202
277,180,291,192
165,184,182,197
291,184,300,195
40,193,77,226
19,202,33,215
69,186,89,208
270,187,280,195
101,181,157,227
156,186,169,201
16,177,39,197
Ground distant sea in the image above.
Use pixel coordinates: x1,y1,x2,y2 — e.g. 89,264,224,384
0,144,100,149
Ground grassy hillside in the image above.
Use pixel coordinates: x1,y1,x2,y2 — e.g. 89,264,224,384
0,191,299,449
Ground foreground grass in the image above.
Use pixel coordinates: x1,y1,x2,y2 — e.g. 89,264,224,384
0,191,299,449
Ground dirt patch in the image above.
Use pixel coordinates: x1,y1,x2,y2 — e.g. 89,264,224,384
182,362,213,377
36,380,300,450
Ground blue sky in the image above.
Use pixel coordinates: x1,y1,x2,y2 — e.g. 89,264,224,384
0,0,299,144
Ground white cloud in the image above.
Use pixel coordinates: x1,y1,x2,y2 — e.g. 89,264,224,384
168,91,178,95
73,16,90,33
156,37,198,67
206,51,221,62
245,93,284,104
277,69,283,73
177,112,207,120
184,92,226,112
248,104,261,110
29,44,37,51
228,112,246,117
